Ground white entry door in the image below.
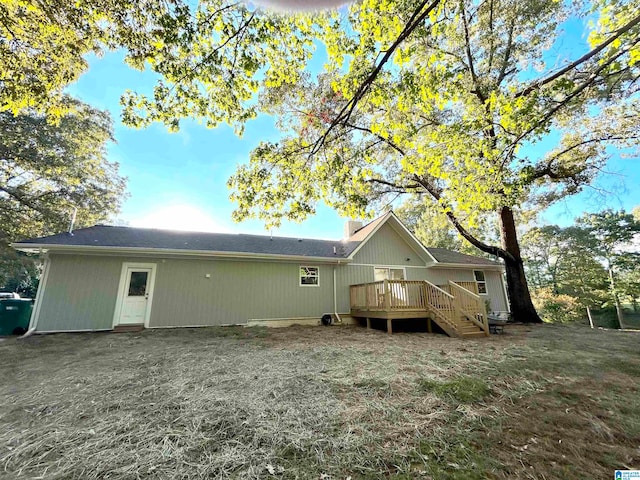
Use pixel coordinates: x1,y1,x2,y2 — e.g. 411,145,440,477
115,264,156,326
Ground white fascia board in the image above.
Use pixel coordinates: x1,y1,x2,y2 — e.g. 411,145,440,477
387,212,438,263
346,212,437,264
10,243,351,264
429,262,504,271
345,212,391,259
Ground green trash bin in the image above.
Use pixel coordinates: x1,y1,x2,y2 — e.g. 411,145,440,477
0,299,33,336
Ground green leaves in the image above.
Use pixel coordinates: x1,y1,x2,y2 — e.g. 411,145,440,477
0,96,126,290
4,0,639,256
0,97,126,242
1,0,173,118
523,210,640,311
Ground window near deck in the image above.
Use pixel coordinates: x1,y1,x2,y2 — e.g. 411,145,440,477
374,267,405,282
299,266,319,286
474,270,488,294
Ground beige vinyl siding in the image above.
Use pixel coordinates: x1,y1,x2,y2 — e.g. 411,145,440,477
36,254,336,331
384,266,508,313
36,254,123,331
352,223,426,266
150,258,334,327
336,264,377,312
484,270,509,312
407,267,475,284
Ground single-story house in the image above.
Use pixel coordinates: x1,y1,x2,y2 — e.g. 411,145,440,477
13,212,509,337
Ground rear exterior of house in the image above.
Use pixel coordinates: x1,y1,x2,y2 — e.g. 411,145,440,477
13,212,509,335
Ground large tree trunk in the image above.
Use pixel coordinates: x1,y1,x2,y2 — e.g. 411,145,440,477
499,206,543,323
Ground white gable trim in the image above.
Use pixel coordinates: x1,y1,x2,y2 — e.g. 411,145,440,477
387,213,438,263
429,262,504,271
347,212,438,264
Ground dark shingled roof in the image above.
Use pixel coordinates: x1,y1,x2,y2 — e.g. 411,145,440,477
16,225,360,258
15,221,502,267
425,247,502,266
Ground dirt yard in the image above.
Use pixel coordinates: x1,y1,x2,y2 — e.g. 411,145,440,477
0,323,638,479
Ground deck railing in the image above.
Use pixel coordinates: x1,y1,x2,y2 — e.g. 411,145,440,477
388,280,429,309
349,279,489,335
448,281,489,334
422,281,458,328
350,281,384,310
437,281,479,295
350,280,429,311
454,281,479,294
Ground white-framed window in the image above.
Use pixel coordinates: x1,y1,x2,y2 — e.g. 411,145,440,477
373,267,406,281
474,270,488,295
299,266,319,286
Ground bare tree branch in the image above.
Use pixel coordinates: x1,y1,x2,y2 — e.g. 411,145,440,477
515,12,640,98
344,122,406,155
412,174,514,261
310,0,442,155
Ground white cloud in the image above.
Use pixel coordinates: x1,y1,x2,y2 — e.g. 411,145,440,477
129,204,233,233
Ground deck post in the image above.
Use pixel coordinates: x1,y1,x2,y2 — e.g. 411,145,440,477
427,318,432,333
386,318,392,334
349,287,354,310
383,279,390,311
480,296,490,336
366,317,371,329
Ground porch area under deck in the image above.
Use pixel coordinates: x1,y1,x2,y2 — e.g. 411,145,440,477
349,280,490,338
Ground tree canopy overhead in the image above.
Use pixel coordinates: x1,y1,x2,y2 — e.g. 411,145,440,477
1,0,318,125
228,0,640,322
0,97,126,291
4,0,640,322
0,97,126,240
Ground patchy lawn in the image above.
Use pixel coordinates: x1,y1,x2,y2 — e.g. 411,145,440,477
0,324,638,479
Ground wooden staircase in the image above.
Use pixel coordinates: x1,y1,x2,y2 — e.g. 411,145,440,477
423,281,490,338
350,279,490,338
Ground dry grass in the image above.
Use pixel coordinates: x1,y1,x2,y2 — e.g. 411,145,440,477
0,323,638,479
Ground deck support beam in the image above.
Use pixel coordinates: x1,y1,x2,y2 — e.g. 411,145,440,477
387,318,392,334
366,317,371,329
427,318,432,333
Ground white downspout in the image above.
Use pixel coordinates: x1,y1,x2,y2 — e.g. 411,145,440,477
20,254,51,338
501,271,510,313
333,264,342,324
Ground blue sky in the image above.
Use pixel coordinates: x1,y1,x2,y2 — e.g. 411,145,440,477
67,51,348,239
66,15,640,240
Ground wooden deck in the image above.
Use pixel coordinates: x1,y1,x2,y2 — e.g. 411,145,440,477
349,280,490,338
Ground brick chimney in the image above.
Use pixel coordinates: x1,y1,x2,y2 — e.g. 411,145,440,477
344,220,363,239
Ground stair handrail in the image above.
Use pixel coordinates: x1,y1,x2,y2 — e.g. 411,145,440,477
423,280,459,334
424,280,454,298
449,281,489,335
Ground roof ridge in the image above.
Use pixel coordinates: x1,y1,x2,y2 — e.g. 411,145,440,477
71,224,349,243
352,211,391,235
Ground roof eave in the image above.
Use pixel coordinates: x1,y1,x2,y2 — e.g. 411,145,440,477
429,262,504,270
10,243,352,263
347,212,437,264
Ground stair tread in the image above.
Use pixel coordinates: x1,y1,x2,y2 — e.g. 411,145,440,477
460,331,487,337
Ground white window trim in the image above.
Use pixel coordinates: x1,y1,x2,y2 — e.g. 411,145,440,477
373,266,407,281
299,265,320,287
473,270,488,295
